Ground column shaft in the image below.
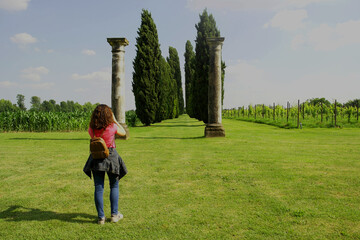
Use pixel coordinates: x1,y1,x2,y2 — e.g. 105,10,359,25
107,38,129,139
205,37,225,137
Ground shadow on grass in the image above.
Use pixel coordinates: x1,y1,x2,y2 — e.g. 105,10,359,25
0,206,95,223
135,136,204,140
9,138,88,141
151,124,203,128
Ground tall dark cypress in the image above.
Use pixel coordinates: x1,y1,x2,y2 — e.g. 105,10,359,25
132,10,161,126
184,40,195,117
167,47,183,116
194,9,220,123
156,56,172,122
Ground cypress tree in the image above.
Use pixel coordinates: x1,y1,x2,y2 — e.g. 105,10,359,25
221,61,226,106
184,40,195,117
167,47,183,116
132,9,161,126
168,74,178,119
194,9,220,123
156,56,172,122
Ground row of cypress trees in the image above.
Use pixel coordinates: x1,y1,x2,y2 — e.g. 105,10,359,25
132,9,224,126
132,10,184,126
185,9,225,123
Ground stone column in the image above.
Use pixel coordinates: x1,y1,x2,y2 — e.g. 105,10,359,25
205,37,225,137
107,38,129,139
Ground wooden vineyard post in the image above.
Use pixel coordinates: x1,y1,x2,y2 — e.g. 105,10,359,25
287,102,289,123
273,103,275,121
255,105,257,119
321,102,323,123
297,99,300,129
357,102,359,122
334,100,337,127
262,104,265,118
302,102,305,120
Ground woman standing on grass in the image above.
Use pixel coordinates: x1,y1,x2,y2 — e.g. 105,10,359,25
83,104,128,225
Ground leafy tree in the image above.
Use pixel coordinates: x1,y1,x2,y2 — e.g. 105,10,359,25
0,99,18,112
307,98,331,106
194,9,220,123
344,99,360,108
60,101,68,112
16,94,26,111
83,102,96,112
132,9,161,126
41,100,55,112
30,96,41,111
184,40,196,117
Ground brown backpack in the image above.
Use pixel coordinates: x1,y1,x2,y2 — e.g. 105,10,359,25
90,129,109,160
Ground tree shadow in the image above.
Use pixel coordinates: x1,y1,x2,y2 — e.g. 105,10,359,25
151,124,202,128
0,205,95,223
135,136,204,140
9,138,88,141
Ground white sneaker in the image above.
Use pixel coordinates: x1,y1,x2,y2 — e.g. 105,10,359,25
97,217,106,225
111,212,123,223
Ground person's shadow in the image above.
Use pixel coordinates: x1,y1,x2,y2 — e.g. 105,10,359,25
0,205,95,223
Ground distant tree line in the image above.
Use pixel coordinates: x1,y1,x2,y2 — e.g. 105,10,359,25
0,94,98,113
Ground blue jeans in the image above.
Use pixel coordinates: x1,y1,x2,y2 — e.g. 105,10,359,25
92,171,119,218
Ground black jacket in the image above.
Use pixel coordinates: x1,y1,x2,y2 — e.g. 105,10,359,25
83,148,127,180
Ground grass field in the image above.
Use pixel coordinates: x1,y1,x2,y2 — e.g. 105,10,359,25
0,115,359,239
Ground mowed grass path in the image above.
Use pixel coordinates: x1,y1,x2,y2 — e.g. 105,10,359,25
0,115,359,239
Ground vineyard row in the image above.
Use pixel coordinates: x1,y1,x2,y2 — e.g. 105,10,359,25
223,100,360,128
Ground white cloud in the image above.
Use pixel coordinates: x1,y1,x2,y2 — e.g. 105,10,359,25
0,0,30,11
264,9,308,31
291,34,306,49
47,49,54,53
26,82,55,90
0,81,19,88
186,0,336,11
74,88,88,93
10,33,37,46
72,68,110,82
82,49,96,56
21,66,49,82
293,20,360,51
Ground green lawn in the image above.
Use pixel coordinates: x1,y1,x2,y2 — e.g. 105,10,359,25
0,115,359,239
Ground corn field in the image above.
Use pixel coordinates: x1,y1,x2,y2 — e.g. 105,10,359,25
0,111,91,132
223,101,360,128
0,110,141,132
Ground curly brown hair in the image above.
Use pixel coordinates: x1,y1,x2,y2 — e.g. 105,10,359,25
89,104,115,130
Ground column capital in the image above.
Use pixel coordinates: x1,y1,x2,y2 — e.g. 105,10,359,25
206,37,225,46
107,38,129,50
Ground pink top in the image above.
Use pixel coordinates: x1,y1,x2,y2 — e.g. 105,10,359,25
88,123,118,148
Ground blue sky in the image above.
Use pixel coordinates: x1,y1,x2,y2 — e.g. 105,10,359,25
1,0,359,110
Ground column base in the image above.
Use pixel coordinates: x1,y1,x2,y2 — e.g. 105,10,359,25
116,123,129,140
205,123,225,137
